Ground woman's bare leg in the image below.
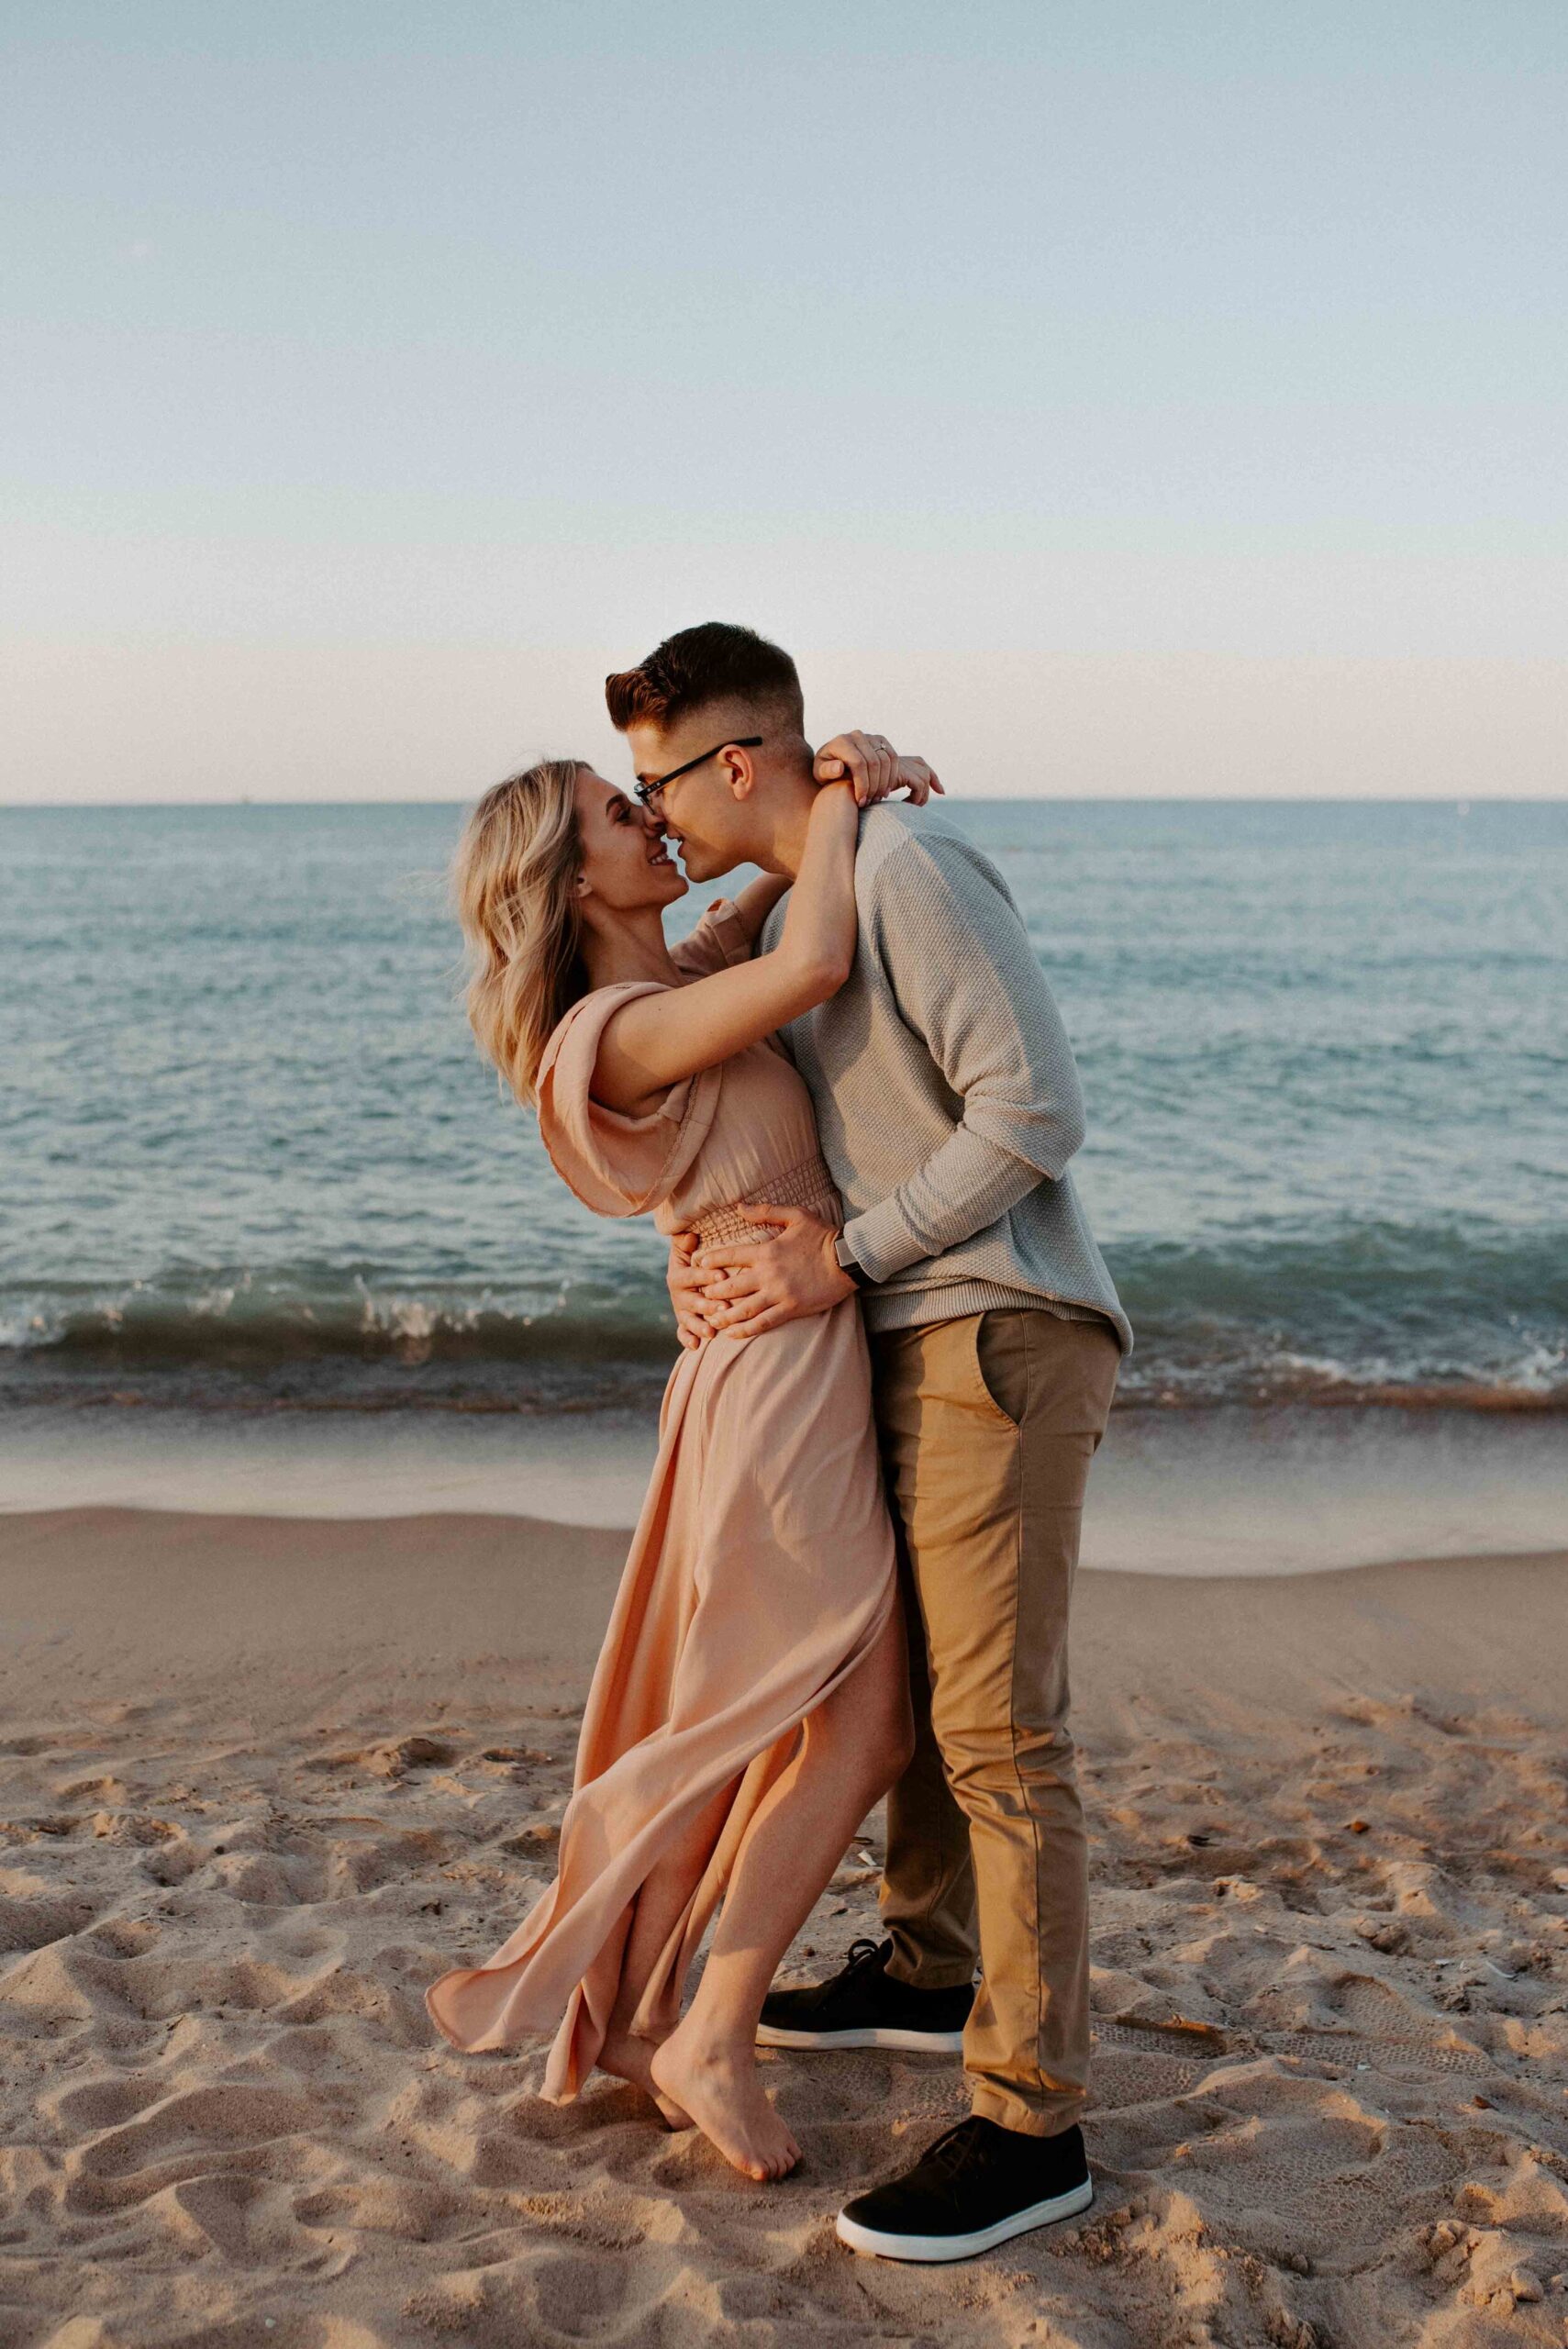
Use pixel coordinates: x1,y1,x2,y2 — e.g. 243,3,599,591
652,1602,912,2180
597,1776,738,2121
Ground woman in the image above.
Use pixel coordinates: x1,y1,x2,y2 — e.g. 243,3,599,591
426,745,929,2182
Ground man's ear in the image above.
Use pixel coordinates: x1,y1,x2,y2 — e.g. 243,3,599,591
718,743,758,802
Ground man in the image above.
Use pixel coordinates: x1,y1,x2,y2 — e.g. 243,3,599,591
605,622,1131,2264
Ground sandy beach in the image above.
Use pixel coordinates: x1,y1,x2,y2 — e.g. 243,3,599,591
3,1507,1567,2347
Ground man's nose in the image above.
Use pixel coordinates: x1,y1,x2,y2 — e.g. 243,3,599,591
638,799,666,836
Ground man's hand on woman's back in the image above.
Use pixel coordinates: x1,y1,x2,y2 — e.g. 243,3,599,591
666,1205,855,1346
668,1230,718,1351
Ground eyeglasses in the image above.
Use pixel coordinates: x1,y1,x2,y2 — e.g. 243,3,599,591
632,737,762,810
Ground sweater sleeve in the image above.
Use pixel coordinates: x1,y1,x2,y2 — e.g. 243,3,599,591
839,838,1087,1285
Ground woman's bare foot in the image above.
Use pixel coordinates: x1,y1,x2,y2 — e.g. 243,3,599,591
598,2028,692,2129
651,2017,800,2181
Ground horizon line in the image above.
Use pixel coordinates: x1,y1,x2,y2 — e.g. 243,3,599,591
6,792,1566,813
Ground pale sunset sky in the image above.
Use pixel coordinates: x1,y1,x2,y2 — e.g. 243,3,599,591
3,1,1564,803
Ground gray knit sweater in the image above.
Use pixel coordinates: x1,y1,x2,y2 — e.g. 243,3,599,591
761,805,1132,1352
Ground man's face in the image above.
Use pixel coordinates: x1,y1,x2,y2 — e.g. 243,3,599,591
625,717,754,885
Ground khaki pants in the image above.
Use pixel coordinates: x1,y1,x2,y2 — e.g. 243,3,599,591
869,1308,1120,2139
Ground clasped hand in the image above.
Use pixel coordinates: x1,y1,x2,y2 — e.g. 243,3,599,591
668,1208,854,1348
813,732,941,807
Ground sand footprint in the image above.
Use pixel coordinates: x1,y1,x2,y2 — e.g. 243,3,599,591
64,2083,332,2209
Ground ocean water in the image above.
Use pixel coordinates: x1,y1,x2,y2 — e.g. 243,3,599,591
3,798,1563,1422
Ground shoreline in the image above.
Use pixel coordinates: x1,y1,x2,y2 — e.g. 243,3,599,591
5,1397,1563,1575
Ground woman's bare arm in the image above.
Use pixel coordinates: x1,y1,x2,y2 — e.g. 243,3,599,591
592,784,860,1115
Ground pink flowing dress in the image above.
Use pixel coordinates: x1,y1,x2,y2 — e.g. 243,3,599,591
425,901,897,2097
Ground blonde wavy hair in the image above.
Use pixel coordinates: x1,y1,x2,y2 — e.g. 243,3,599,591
450,759,587,1106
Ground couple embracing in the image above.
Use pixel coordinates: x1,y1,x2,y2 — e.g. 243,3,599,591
426,622,1131,2265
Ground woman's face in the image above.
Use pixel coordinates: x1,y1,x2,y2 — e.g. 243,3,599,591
573,768,689,915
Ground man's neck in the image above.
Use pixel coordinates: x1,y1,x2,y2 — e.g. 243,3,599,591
748,767,820,880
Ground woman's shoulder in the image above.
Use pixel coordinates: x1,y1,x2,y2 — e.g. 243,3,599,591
543,974,659,1036
668,898,752,980
536,979,719,1219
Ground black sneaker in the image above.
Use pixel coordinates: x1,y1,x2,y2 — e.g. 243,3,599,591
836,2116,1093,2262
756,1937,973,2054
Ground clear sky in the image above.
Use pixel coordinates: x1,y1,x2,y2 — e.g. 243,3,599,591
4,1,1564,802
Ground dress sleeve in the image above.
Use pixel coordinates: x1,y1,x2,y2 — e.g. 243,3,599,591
667,897,753,980
535,981,722,1218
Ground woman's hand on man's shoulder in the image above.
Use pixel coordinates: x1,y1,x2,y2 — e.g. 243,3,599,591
814,733,943,807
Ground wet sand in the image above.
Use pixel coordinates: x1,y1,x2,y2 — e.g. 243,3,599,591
5,1398,1566,1573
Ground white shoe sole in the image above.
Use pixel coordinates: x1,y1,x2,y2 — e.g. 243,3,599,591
755,2022,967,2054
835,2177,1093,2262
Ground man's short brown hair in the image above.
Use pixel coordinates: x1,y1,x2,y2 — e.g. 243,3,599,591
605,621,804,734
